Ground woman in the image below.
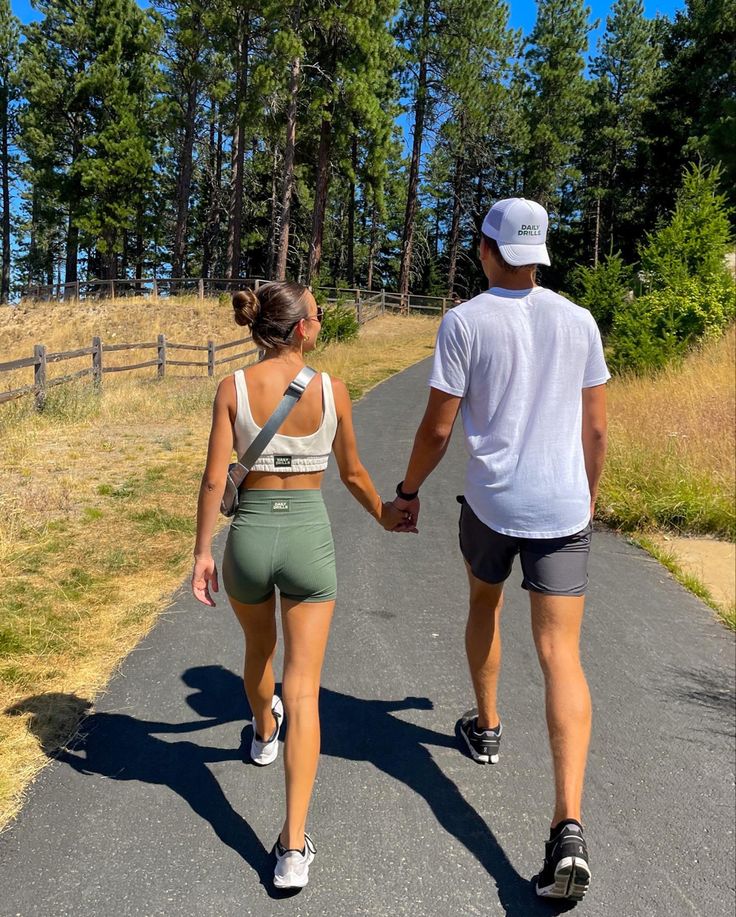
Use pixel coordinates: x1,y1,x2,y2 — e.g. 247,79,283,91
191,281,409,890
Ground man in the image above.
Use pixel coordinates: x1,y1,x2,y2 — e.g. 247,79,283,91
393,198,609,902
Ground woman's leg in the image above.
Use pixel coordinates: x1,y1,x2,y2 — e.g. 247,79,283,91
229,593,278,740
279,597,335,850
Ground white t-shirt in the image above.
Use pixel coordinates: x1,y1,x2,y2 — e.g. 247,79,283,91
429,286,610,538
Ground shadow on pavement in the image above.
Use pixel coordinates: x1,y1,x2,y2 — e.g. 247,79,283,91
317,686,576,916
6,669,279,896
8,665,576,914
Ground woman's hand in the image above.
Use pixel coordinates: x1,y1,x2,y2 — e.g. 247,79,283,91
379,501,418,533
192,553,219,606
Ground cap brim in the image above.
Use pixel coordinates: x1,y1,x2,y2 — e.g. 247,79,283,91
498,242,551,267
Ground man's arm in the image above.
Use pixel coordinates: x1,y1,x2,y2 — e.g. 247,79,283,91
394,388,462,518
581,383,607,516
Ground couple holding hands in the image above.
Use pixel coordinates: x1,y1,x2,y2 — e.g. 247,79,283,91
191,198,609,904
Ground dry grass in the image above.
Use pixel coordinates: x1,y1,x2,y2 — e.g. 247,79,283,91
600,325,735,539
0,300,438,830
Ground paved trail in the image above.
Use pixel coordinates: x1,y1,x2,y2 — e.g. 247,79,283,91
1,359,734,917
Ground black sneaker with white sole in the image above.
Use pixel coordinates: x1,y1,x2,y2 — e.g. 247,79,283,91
458,708,502,764
535,819,591,901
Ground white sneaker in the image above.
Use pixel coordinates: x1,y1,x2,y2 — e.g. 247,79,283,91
250,695,283,766
273,833,316,889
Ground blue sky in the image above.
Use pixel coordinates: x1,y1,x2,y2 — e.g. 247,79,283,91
11,0,687,43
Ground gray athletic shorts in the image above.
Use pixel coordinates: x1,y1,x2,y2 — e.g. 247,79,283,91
458,497,591,596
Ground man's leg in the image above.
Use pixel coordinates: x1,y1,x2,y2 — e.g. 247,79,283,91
465,563,504,731
529,592,591,826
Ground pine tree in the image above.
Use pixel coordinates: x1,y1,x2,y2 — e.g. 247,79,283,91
159,0,217,282
583,0,658,265
72,0,161,281
523,0,592,207
18,0,94,289
305,1,397,284
644,0,736,222
0,0,19,303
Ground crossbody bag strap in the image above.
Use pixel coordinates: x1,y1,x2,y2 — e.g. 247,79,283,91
237,366,317,472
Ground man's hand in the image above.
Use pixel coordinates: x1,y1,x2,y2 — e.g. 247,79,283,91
192,553,219,606
391,495,420,532
379,501,418,533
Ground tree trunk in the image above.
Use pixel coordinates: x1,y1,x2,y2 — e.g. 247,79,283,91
346,134,357,287
267,140,279,279
275,50,302,281
306,112,333,284
172,80,198,281
202,100,222,279
398,0,430,300
226,16,249,279
367,198,377,290
447,141,465,294
0,85,10,304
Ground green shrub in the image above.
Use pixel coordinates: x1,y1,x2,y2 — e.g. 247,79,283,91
571,252,633,330
318,304,359,345
608,275,736,373
639,161,732,290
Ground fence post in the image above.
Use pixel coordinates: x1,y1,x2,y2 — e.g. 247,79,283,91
441,298,447,316
34,344,47,411
158,333,166,378
381,288,386,313
254,278,261,292
355,289,362,325
198,279,205,300
110,280,115,300
207,340,215,377
92,336,103,387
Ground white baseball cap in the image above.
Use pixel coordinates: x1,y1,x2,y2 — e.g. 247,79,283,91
481,198,551,266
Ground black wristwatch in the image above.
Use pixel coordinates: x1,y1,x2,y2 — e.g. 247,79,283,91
396,481,419,501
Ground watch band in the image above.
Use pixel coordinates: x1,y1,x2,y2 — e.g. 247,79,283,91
396,481,419,501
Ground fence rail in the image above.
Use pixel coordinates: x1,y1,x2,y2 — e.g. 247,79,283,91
4,282,448,409
0,333,262,409
20,276,450,313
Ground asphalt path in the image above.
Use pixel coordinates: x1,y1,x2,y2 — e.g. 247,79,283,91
1,358,734,917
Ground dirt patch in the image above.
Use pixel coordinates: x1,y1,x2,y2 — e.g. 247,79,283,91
651,535,735,608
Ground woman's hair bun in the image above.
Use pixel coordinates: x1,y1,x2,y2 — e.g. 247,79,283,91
232,288,260,327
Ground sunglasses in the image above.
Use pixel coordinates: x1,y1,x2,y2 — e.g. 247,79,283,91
283,306,324,339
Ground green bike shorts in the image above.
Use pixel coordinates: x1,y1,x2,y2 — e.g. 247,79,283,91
222,490,337,605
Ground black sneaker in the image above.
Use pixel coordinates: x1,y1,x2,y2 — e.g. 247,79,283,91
458,709,502,764
535,820,591,901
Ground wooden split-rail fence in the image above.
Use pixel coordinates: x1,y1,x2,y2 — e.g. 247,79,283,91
1,286,442,410
21,276,450,316
0,335,261,410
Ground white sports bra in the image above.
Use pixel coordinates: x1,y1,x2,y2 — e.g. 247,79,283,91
233,369,338,473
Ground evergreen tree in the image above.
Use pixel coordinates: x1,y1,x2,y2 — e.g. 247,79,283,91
158,0,217,281
644,0,736,221
72,0,161,281
18,0,93,289
0,0,19,303
522,0,592,207
639,161,733,289
583,0,658,265
304,0,397,284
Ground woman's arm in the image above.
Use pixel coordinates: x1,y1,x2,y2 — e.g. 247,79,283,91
192,377,236,605
331,378,412,531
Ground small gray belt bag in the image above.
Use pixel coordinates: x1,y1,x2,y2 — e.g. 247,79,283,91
220,366,317,517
